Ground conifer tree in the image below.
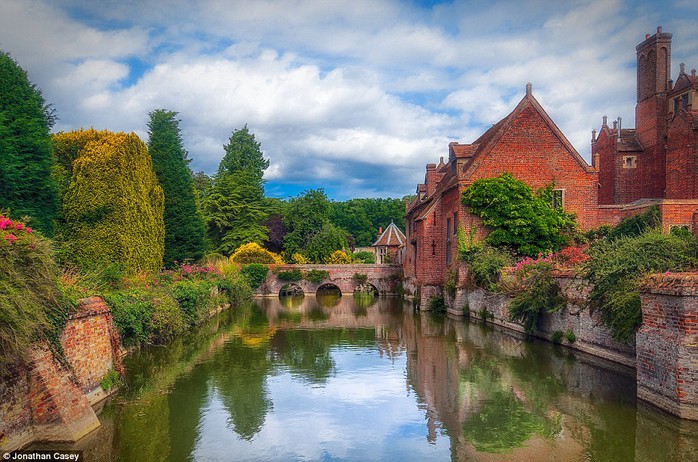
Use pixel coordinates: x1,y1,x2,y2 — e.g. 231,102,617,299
0,51,58,235
204,126,269,255
147,109,205,265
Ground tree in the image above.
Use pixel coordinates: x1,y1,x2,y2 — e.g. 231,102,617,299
462,173,577,256
147,109,205,265
0,51,58,235
204,126,269,255
330,198,406,247
54,129,165,274
283,189,347,262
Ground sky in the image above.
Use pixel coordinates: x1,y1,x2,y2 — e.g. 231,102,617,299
1,0,697,200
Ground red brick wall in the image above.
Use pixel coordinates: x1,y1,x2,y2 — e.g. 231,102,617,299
462,105,599,230
666,112,698,199
60,296,123,393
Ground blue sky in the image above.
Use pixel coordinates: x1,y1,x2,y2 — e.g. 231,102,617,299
1,0,697,200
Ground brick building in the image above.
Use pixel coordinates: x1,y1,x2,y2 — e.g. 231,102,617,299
405,28,698,305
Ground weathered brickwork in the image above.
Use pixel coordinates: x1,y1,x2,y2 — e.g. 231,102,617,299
0,297,123,452
259,264,401,296
638,274,698,419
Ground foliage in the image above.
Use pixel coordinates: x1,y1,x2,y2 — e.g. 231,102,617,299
262,211,287,254
457,226,482,262
329,198,406,247
289,252,310,264
352,250,375,264
0,51,59,236
147,109,205,265
325,249,352,264
427,295,447,313
99,369,122,391
550,330,564,343
170,279,213,324
305,269,329,283
0,214,68,364
240,263,269,289
582,229,698,343
565,329,576,343
606,205,660,241
283,189,346,262
53,129,165,275
229,242,284,264
462,173,578,256
276,269,303,281
352,273,368,285
551,244,590,268
506,257,566,333
444,269,457,298
204,126,269,254
203,170,268,255
467,245,513,291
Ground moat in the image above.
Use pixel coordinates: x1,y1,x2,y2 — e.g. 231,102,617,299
36,295,698,461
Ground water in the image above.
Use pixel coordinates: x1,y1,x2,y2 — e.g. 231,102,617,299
41,295,698,461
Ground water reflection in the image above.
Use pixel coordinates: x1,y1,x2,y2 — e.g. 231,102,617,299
40,296,698,461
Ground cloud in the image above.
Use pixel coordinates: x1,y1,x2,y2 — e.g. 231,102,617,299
1,0,697,200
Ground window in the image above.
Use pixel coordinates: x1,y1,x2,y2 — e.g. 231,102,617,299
551,189,564,210
453,212,458,235
623,156,637,169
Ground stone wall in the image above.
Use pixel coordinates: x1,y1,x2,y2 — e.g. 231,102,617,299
637,274,698,419
0,297,122,452
443,269,636,367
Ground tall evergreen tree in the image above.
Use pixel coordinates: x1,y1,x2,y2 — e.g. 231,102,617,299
0,51,58,235
147,109,205,265
204,126,269,255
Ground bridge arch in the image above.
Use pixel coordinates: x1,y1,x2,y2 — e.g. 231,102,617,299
353,283,379,296
317,282,342,296
279,283,304,297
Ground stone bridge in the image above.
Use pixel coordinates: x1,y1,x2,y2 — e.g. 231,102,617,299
257,264,403,296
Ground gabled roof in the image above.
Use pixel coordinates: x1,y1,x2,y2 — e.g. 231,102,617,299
670,65,698,95
372,222,406,247
617,129,643,152
459,84,594,176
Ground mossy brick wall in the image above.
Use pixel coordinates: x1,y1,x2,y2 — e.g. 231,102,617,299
638,274,698,420
0,297,122,452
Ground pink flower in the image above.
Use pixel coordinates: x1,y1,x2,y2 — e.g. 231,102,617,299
25,227,32,234
4,234,18,244
15,222,23,230
0,218,11,229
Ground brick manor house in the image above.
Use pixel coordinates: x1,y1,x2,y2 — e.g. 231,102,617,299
404,27,698,305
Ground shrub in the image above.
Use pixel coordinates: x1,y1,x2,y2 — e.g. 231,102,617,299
276,268,303,281
444,269,457,298
148,290,185,343
54,129,165,274
550,330,564,343
605,205,660,241
468,246,513,291
0,214,69,364
583,229,698,343
100,369,122,391
325,249,352,264
305,269,329,283
565,329,576,343
170,279,212,324
289,252,310,264
462,173,578,256
229,242,283,264
239,263,269,289
353,273,368,285
507,258,566,334
352,250,375,264
104,288,156,346
428,295,446,313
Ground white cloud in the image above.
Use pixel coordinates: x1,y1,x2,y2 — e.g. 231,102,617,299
1,0,697,199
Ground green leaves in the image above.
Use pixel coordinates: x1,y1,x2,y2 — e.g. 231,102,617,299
147,109,206,265
462,173,577,257
0,51,59,235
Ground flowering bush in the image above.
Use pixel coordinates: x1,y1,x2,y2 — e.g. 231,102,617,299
325,250,352,264
230,242,284,265
1,214,67,364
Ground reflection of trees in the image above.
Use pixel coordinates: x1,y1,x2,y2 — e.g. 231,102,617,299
270,329,336,384
208,337,273,441
460,357,562,453
352,292,377,314
316,293,340,308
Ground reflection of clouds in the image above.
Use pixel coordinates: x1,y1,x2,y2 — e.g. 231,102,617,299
193,339,450,461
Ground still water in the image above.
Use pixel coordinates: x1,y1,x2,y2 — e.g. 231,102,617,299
53,295,698,461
